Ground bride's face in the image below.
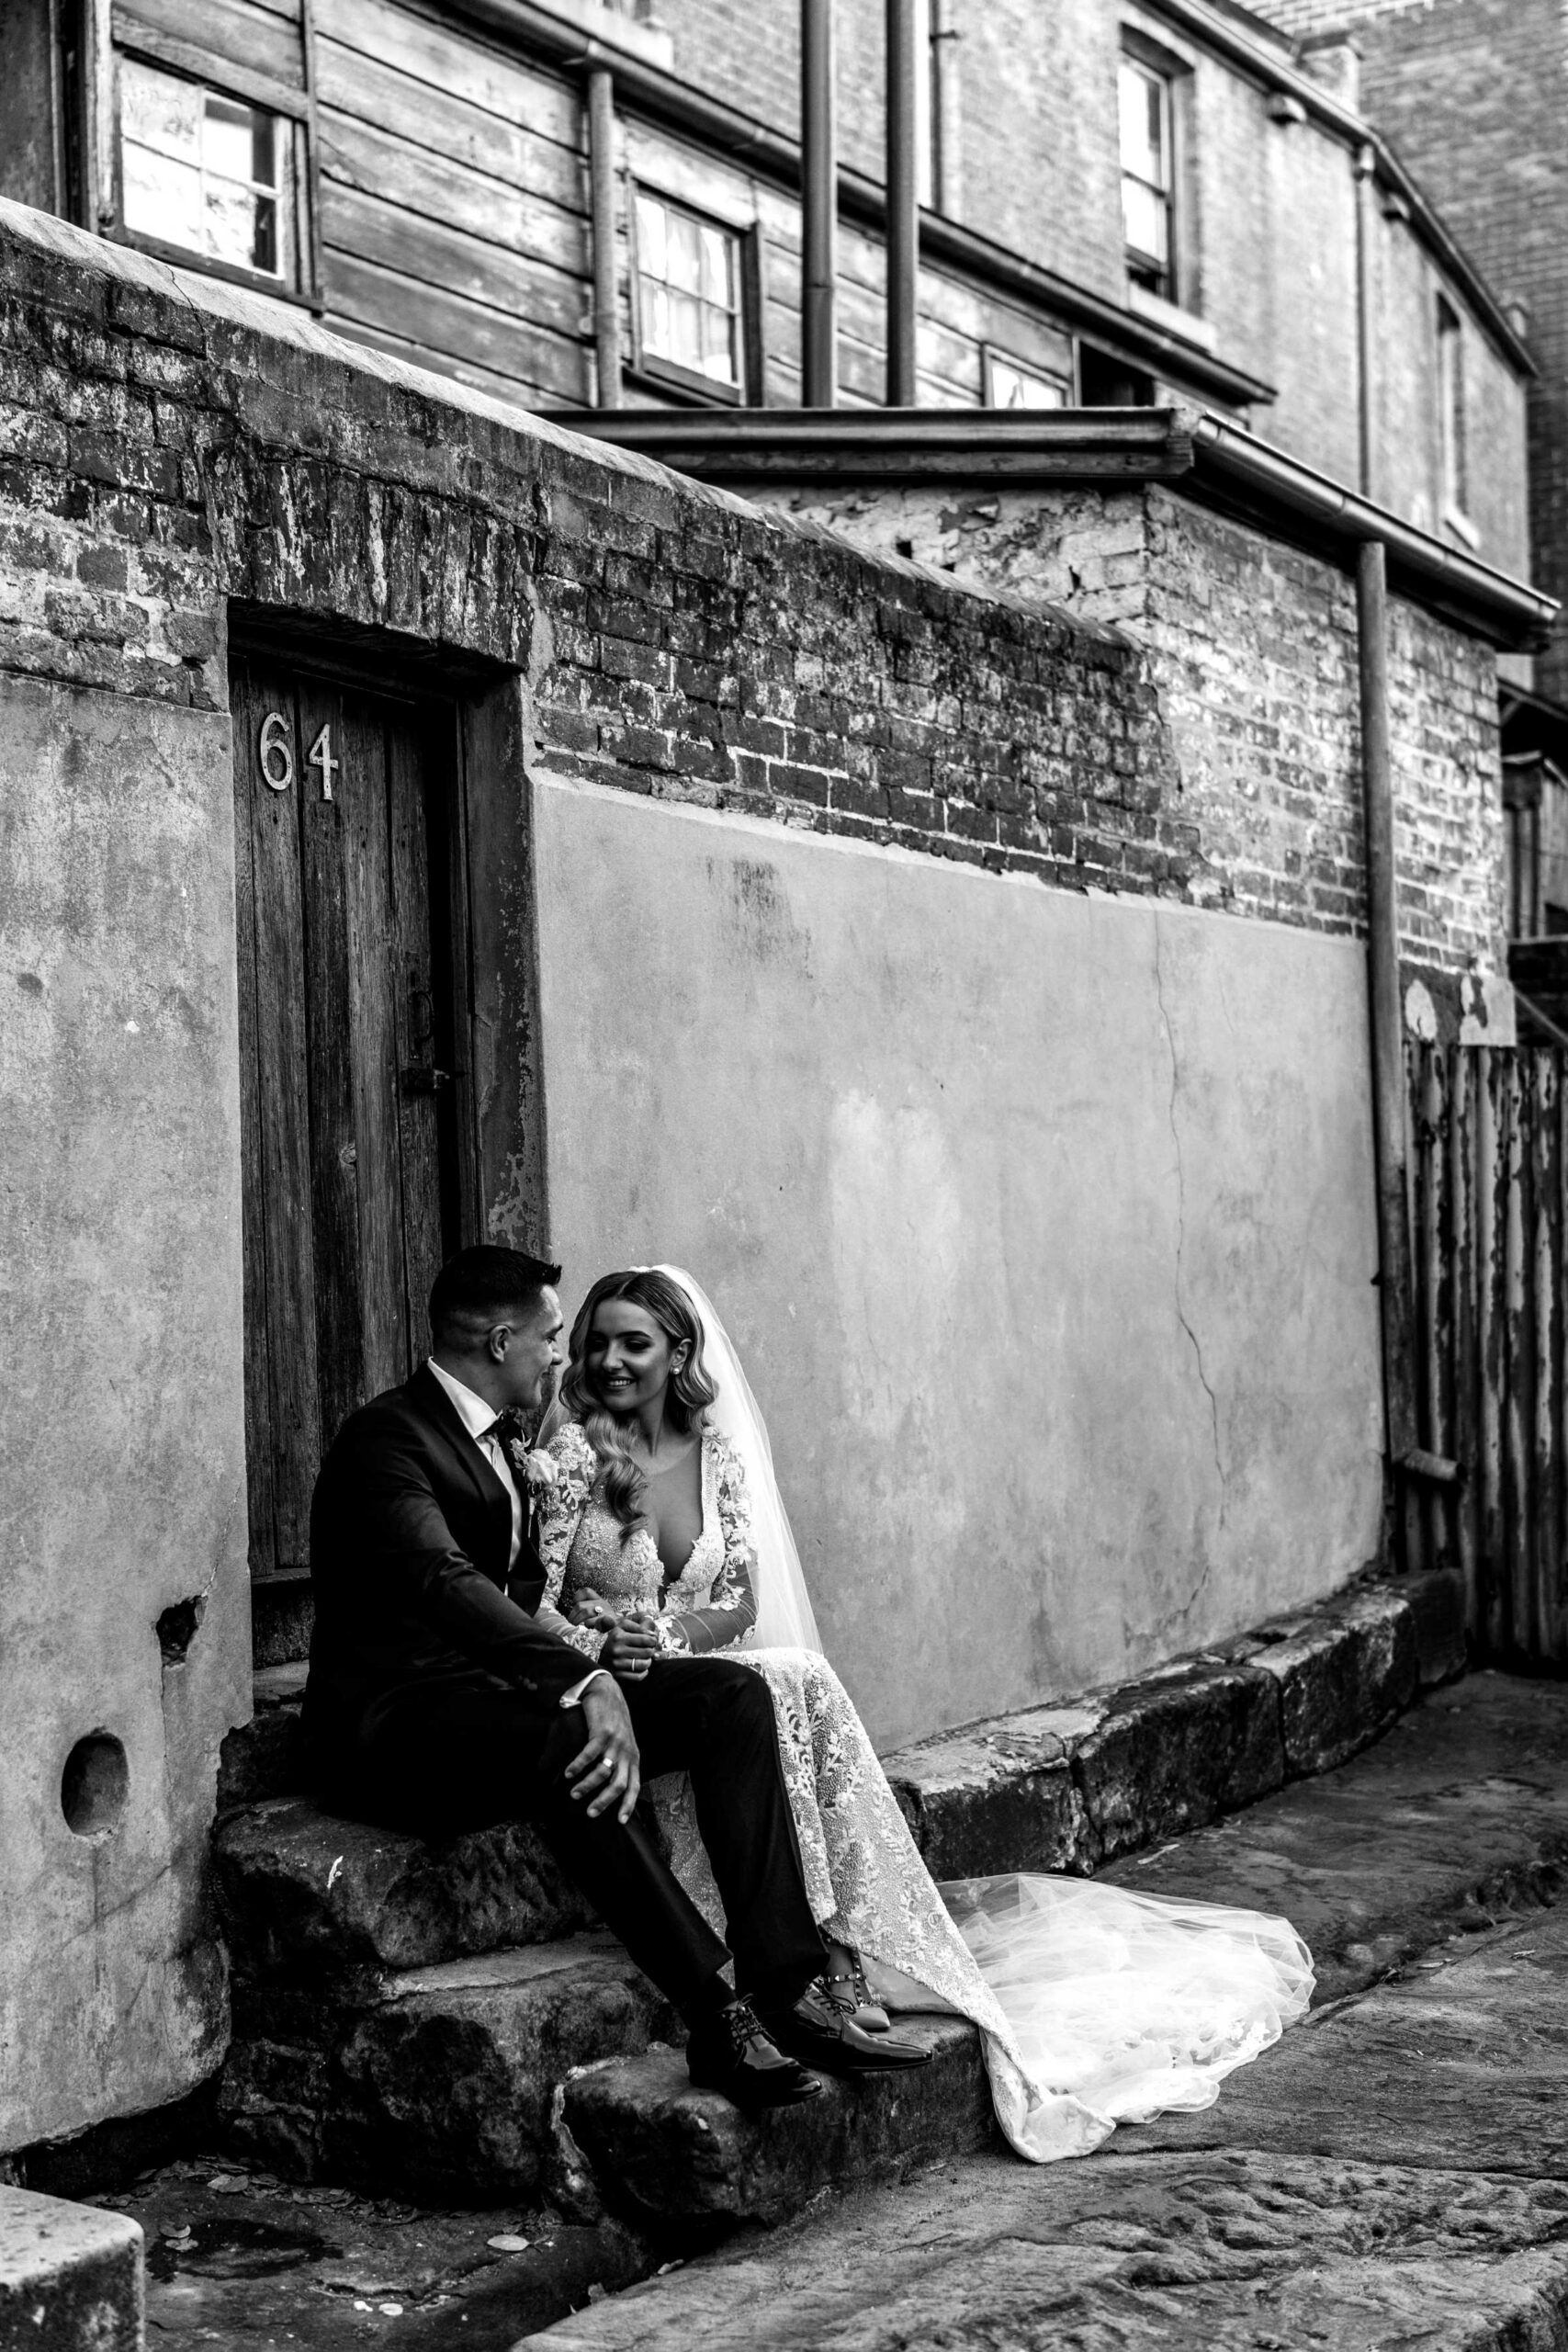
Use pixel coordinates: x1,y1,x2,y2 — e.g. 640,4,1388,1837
585,1300,688,1417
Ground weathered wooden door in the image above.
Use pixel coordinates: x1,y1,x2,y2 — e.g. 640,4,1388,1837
231,651,467,1585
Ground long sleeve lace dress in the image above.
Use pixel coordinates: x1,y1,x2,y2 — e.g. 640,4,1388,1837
536,1418,1312,2164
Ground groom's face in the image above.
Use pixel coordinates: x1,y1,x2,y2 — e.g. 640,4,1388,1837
498,1286,565,1415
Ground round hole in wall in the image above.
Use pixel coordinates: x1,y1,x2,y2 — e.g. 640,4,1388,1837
61,1732,130,1840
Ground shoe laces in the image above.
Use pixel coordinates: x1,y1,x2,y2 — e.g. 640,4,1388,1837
716,1999,772,2061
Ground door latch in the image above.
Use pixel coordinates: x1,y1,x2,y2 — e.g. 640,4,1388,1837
400,1067,451,1096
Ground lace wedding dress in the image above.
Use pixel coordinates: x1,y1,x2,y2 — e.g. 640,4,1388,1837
536,1418,1314,2164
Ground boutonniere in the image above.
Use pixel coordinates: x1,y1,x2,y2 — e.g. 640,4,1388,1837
513,1447,558,1497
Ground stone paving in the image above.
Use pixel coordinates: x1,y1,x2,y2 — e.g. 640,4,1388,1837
86,1670,1568,2346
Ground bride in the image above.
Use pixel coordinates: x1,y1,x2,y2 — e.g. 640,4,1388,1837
536,1265,1313,2164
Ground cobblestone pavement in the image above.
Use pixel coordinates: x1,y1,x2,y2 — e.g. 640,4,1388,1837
93,1671,1568,2348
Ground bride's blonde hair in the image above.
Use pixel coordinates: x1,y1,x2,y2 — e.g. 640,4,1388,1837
560,1269,717,1532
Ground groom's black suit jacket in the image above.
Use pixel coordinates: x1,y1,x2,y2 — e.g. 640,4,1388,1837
303,1364,589,1778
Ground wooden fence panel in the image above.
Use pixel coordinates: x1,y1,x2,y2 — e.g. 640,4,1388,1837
1406,1041,1568,1664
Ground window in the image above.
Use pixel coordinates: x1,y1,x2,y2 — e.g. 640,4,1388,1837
632,188,746,401
983,347,1069,410
118,54,300,287
1119,52,1174,299
1438,296,1470,526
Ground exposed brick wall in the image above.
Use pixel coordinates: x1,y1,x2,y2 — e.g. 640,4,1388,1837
0,206,1508,979
752,479,1506,978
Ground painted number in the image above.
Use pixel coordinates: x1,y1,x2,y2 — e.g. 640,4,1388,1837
307,723,340,804
258,709,294,792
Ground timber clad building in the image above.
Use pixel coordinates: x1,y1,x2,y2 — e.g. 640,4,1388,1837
0,0,1561,2190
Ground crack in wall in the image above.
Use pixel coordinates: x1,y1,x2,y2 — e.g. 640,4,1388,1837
1153,922,1226,1587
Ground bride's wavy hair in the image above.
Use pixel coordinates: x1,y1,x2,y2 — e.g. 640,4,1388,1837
560,1269,717,1532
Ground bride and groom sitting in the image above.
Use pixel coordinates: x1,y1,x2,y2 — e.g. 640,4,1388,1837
305,1243,1316,2157
303,1243,931,2112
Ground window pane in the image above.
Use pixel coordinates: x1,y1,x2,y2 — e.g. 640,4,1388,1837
636,192,666,281
203,96,254,187
1119,59,1167,188
1122,175,1168,268
698,223,730,305
989,355,1066,410
123,138,204,251
700,300,738,381
120,57,203,164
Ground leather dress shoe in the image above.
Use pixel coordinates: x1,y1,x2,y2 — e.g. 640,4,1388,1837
686,1998,824,2110
759,1978,933,2075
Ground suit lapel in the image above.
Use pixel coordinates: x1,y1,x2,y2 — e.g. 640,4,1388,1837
408,1365,514,1581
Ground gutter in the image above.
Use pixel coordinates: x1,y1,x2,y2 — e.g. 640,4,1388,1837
546,404,1559,652
434,0,1277,412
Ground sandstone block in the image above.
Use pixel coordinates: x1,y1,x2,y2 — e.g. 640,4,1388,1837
1072,1661,1285,1862
0,2188,143,2352
886,1707,1098,1879
563,2016,992,2232
211,1797,594,1981
221,1936,678,2201
1252,1587,1417,1777
215,1663,307,1812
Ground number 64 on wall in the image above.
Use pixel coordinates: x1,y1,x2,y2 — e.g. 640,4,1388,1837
259,709,342,802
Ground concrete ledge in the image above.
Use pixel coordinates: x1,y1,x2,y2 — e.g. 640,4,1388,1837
888,1571,1462,1880
562,2016,992,2233
0,2188,143,2352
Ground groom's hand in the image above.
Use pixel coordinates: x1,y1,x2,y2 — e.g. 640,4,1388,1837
602,1611,660,1680
566,1678,642,1823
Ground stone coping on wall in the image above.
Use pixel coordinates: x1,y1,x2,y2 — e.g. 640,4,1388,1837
0,2186,143,2351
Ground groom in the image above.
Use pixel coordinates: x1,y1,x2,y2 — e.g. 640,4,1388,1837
304,1243,925,2108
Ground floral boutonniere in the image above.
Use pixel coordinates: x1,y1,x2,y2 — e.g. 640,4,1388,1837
513,1445,558,1499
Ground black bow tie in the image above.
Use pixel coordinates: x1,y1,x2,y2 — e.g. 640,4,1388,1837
483,1408,529,1453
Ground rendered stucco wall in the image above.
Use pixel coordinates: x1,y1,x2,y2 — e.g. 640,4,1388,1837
536,775,1385,1753
0,674,250,2147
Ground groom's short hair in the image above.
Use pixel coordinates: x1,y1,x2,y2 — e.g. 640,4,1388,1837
429,1246,562,1346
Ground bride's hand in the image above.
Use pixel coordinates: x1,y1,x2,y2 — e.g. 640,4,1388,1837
568,1588,615,1630
602,1609,660,1681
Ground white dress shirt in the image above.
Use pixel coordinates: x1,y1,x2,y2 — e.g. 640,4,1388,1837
426,1357,606,1711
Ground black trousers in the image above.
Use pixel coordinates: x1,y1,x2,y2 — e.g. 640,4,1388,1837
334,1656,827,2015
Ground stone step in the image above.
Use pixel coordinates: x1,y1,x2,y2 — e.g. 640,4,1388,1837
562,2013,994,2236
216,1661,307,1812
220,1931,680,2204
210,1797,597,1987
0,2186,143,2351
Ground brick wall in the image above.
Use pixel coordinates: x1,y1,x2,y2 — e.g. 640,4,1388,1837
0,201,1507,974
751,479,1507,986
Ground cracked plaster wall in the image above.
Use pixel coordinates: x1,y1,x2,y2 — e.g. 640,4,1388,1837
0,673,251,2150
536,776,1385,1754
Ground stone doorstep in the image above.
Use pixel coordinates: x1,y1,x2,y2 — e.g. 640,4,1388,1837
210,1800,597,1982
220,1934,681,2206
0,2186,144,2352
561,2016,993,2235
886,1571,1461,1881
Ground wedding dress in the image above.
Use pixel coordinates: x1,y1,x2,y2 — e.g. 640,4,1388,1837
536,1279,1314,2165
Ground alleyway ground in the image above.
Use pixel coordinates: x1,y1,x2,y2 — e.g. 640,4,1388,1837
104,1672,1568,2348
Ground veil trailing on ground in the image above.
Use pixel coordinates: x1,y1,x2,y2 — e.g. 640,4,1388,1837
649,1266,823,1655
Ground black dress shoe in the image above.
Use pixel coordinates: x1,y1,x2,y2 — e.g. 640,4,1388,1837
685,1998,824,2111
759,1979,934,2075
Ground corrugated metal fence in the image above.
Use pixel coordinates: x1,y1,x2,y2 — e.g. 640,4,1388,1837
1405,1043,1568,1660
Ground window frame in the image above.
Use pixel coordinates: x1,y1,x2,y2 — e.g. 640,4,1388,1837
626,182,761,407
1118,28,1195,314
107,28,321,308
1436,292,1476,542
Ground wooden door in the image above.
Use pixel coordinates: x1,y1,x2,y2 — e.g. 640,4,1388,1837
231,652,467,1582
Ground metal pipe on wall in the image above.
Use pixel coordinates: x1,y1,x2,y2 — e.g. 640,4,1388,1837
1354,141,1376,500
801,0,837,407
886,0,919,406
1357,537,1421,1487
587,65,623,409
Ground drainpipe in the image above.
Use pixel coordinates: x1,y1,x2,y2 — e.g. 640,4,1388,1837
1354,141,1376,500
587,66,622,408
886,0,919,407
1358,539,1450,1514
801,0,837,406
